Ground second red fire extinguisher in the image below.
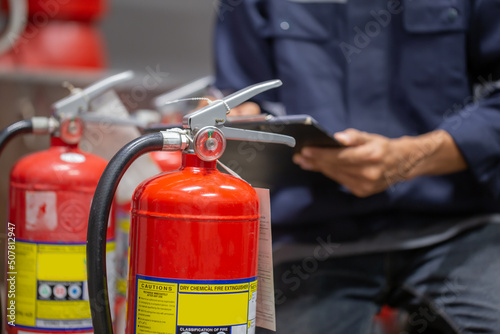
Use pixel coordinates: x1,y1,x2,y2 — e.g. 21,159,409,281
2,71,134,334
87,80,295,334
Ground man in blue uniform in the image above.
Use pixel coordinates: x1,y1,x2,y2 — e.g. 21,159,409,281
214,0,500,332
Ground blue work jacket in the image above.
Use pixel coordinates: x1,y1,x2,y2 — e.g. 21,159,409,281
214,0,500,243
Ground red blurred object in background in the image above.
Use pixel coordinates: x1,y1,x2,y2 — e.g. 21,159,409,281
2,0,106,21
373,306,404,334
23,0,107,21
0,0,107,70
149,151,183,172
0,21,106,69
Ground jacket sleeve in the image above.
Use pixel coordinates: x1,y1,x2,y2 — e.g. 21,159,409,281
438,1,500,196
214,0,280,108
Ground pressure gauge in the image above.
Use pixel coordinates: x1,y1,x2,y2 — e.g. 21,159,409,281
193,126,226,161
60,118,84,144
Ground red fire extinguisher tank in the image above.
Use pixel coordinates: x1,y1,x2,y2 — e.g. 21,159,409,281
7,137,115,334
126,153,260,334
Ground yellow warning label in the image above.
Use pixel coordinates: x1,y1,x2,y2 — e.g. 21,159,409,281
116,215,130,296
119,218,130,232
37,244,87,281
11,242,37,326
178,291,247,326
117,279,128,295
14,240,114,329
136,280,177,334
136,276,257,334
178,283,249,293
249,281,257,300
37,300,91,319
107,241,116,252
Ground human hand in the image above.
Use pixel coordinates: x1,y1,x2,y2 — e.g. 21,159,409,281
292,128,466,197
196,96,261,116
293,128,403,197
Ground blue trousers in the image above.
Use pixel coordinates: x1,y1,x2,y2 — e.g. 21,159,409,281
257,224,500,334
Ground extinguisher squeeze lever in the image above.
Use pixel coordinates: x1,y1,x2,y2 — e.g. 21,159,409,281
52,70,134,118
33,71,135,136
0,71,134,155
183,80,296,148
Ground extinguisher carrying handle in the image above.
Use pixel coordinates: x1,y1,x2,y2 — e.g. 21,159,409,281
183,80,296,148
0,72,135,155
87,132,165,334
184,80,282,131
52,70,134,119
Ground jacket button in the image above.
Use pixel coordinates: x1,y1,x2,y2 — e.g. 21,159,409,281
280,21,290,30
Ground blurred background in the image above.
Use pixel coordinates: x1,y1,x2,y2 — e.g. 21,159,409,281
102,0,214,86
0,0,216,304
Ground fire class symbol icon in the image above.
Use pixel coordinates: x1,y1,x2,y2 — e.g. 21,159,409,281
59,199,88,232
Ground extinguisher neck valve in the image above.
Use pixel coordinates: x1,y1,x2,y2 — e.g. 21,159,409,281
31,116,59,135
182,153,217,169
50,136,77,148
161,129,190,151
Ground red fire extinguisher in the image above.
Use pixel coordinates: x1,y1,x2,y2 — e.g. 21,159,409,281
2,71,133,334
87,80,295,334
0,0,107,70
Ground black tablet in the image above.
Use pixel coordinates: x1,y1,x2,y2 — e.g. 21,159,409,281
220,115,342,189
224,114,343,150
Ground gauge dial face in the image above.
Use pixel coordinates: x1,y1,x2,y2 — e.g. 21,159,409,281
194,127,226,161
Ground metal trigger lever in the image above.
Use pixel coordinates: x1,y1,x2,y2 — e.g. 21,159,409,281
183,80,296,148
52,71,135,119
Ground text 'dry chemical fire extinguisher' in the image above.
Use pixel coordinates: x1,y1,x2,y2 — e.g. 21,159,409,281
3,71,134,334
87,80,295,334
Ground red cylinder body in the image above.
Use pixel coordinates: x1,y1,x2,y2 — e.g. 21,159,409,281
149,151,182,172
6,138,115,334
126,153,260,334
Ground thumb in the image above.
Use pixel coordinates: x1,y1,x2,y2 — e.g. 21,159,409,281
334,128,370,146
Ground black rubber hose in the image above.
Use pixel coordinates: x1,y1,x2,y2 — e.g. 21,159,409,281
0,120,33,155
87,132,164,334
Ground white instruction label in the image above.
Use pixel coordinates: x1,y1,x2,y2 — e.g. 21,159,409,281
60,153,86,163
26,191,57,231
254,188,276,331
